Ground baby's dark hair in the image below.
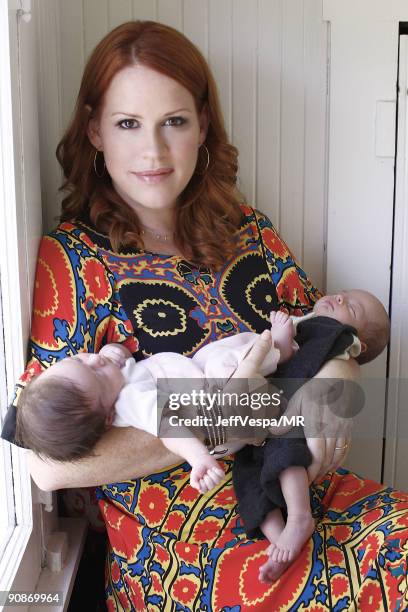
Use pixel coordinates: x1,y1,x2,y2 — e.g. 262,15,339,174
355,310,390,365
16,375,107,461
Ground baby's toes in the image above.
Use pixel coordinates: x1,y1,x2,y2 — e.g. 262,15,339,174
276,311,289,324
269,310,277,324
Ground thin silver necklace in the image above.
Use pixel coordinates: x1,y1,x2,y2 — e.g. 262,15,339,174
140,225,173,242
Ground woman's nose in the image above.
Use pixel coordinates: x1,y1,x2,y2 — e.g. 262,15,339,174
141,127,167,159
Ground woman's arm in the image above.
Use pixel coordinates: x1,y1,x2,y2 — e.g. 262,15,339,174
29,332,278,492
28,426,181,491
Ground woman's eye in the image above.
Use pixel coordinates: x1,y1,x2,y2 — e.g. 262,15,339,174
117,118,139,129
164,116,186,127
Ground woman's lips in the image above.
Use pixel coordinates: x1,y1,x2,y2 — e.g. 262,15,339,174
133,168,174,183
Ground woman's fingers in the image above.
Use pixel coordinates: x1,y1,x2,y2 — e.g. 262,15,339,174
318,438,336,481
306,437,326,483
239,330,272,372
307,436,352,483
227,331,271,394
268,394,300,436
326,437,351,473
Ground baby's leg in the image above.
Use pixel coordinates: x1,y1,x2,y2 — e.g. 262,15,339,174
270,311,296,363
267,466,315,565
161,434,224,494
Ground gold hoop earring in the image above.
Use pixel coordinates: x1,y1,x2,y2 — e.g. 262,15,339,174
197,144,210,175
93,149,106,178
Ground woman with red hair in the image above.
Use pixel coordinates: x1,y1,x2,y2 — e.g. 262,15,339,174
2,20,407,611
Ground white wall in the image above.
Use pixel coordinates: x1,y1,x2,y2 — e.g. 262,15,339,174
323,0,408,486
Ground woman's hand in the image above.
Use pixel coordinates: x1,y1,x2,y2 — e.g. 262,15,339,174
306,435,351,484
230,329,272,380
220,331,279,442
269,357,360,483
302,357,360,483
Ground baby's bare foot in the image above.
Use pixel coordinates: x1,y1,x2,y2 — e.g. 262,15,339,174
269,513,315,564
259,555,290,583
269,311,296,362
259,514,314,583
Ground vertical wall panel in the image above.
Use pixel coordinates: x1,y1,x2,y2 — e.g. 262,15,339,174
35,0,63,230
183,0,208,56
232,0,258,202
303,0,326,289
108,0,132,29
58,0,84,134
257,0,282,229
157,0,183,30
208,0,232,138
83,0,108,60
132,0,158,21
280,0,305,261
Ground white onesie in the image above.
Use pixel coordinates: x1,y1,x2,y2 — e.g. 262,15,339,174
113,331,280,436
113,315,360,436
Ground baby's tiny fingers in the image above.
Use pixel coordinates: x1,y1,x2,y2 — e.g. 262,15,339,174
212,467,224,477
208,468,223,485
199,478,210,493
202,473,216,491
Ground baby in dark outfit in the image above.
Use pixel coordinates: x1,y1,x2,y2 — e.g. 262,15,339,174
244,289,390,583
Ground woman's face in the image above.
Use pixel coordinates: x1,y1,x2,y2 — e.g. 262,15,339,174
87,64,208,215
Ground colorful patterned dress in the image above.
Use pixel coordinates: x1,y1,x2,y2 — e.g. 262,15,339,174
4,206,408,610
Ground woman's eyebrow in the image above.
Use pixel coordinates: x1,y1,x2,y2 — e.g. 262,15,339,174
163,108,192,116
111,108,193,118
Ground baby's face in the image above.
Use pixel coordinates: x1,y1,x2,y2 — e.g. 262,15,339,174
40,353,125,420
313,289,382,337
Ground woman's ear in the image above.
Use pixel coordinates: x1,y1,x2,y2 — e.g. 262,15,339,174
199,104,209,145
85,105,103,150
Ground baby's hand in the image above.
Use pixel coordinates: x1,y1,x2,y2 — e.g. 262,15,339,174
99,343,132,368
190,455,224,494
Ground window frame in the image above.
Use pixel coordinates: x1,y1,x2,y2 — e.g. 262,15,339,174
0,0,43,595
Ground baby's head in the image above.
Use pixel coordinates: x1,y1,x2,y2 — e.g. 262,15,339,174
16,353,124,461
313,289,390,365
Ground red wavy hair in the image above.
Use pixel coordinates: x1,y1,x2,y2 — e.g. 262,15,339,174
57,20,244,268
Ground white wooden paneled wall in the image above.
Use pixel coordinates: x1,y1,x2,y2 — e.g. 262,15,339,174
34,0,328,290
